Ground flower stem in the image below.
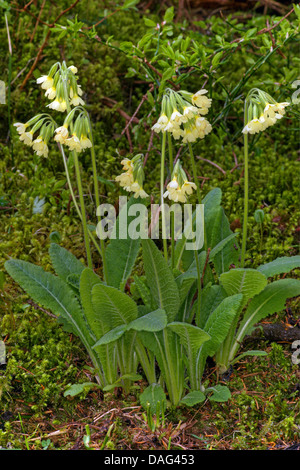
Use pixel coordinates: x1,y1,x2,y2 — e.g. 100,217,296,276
188,143,201,202
168,132,175,269
188,142,202,321
73,150,93,269
60,144,102,259
240,132,249,267
62,77,93,269
87,113,108,282
161,131,168,261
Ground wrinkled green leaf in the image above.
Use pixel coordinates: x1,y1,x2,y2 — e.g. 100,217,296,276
180,390,206,407
257,256,300,278
142,239,180,322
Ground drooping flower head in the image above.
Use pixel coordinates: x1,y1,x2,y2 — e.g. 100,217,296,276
242,88,290,135
151,88,212,143
14,114,54,153
36,61,85,112
15,115,55,157
163,160,196,203
63,112,92,153
115,154,149,199
32,119,56,157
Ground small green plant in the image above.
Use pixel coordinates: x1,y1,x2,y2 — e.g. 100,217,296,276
5,6,300,415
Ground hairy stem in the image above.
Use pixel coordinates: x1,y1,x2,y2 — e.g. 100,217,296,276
240,133,249,267
160,131,168,261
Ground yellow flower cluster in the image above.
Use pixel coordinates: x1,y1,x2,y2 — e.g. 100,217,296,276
163,160,196,203
152,88,212,143
54,114,92,153
242,88,290,135
14,116,54,158
15,62,94,159
115,156,149,199
36,63,85,113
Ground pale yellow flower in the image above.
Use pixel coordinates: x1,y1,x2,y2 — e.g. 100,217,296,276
170,108,183,123
68,65,78,74
54,125,69,144
14,122,27,135
65,134,82,152
80,136,92,149
37,75,54,90
48,98,67,112
242,119,263,134
120,158,134,172
182,105,199,120
152,113,169,133
32,137,49,157
182,127,198,143
115,172,134,189
264,102,289,119
163,177,191,203
131,182,149,199
192,89,212,113
19,131,34,146
171,127,183,140
45,86,56,100
182,181,197,196
70,94,85,107
70,85,84,99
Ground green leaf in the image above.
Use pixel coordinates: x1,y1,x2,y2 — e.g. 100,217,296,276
202,294,243,358
66,273,80,291
49,231,61,243
144,18,156,28
93,325,128,347
128,308,168,332
168,322,210,352
180,390,206,407
93,309,168,347
174,206,205,270
220,268,268,307
201,188,222,243
64,382,99,397
293,3,300,20
79,268,105,338
235,279,300,347
207,384,231,402
254,209,264,224
196,284,226,329
105,197,141,290
141,239,180,322
49,243,85,283
163,6,174,23
231,350,268,366
209,233,238,260
257,256,300,278
97,175,114,188
211,51,223,68
122,0,140,9
102,373,143,391
92,283,138,330
209,206,239,275
161,67,174,82
5,259,92,342
140,384,167,415
139,329,184,405
132,275,152,307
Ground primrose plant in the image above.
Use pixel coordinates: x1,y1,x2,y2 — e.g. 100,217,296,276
6,61,300,411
